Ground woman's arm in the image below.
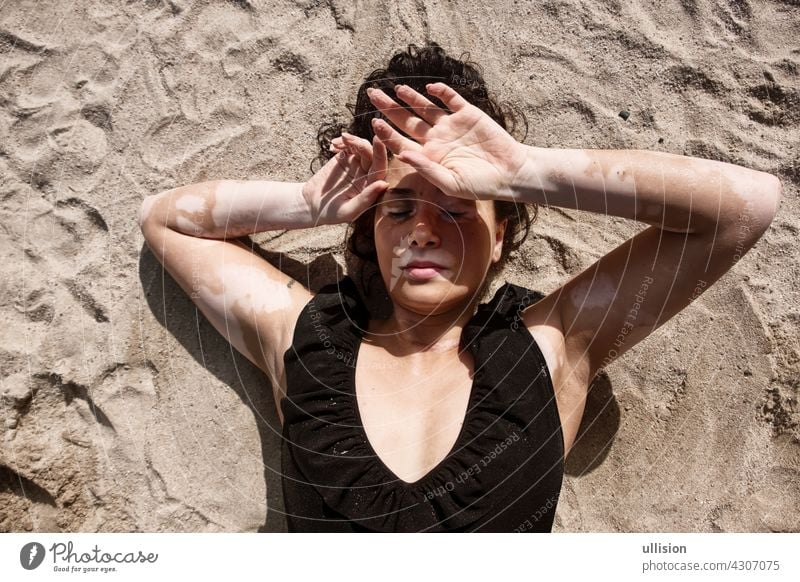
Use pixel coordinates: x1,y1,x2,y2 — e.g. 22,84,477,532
364,80,784,395
140,132,390,240
510,147,782,235
139,180,315,239
138,180,318,412
365,82,782,236
505,143,784,372
511,148,782,454
138,143,389,415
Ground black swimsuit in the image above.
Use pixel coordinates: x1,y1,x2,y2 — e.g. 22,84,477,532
280,275,564,532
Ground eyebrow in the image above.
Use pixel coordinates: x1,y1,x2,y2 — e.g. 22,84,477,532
384,188,416,199
381,188,476,209
378,188,418,204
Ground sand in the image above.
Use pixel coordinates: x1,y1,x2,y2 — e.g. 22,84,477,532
1,0,798,533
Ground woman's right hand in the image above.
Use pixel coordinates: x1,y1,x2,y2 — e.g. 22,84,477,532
302,132,389,226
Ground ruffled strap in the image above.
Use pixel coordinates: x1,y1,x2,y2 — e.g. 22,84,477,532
282,276,562,532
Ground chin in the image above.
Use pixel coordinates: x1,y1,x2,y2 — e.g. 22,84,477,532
389,277,472,313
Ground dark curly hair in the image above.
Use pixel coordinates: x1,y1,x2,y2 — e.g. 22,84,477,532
311,41,538,314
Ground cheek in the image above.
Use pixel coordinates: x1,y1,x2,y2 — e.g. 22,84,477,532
373,223,406,267
373,221,391,256
464,224,495,253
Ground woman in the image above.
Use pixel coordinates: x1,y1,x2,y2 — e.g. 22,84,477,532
138,43,782,532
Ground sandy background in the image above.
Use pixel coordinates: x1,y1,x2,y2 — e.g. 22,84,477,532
1,0,798,533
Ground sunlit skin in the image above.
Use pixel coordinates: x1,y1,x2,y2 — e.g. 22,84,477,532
366,157,507,356
140,79,781,478
357,161,507,482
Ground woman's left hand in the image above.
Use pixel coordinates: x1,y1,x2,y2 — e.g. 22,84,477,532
366,82,527,202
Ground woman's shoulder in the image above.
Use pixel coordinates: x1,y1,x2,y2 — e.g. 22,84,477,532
284,274,367,344
479,280,546,322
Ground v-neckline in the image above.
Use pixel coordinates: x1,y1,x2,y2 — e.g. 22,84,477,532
350,321,482,489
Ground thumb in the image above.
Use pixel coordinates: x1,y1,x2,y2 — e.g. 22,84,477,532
396,151,458,193
360,179,389,202
342,180,388,217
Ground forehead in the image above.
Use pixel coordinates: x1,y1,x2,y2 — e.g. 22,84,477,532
383,158,424,189
375,159,502,223
380,158,478,205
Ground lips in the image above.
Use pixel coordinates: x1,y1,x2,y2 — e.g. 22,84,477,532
403,261,446,269
401,261,448,282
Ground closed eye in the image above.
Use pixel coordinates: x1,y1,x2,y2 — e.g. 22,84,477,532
386,209,466,220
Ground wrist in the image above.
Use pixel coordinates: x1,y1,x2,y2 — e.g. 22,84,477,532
300,180,330,227
508,144,554,205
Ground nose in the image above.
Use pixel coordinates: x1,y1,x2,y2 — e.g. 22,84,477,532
408,202,441,248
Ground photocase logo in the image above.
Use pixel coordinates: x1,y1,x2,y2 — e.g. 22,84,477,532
20,542,46,570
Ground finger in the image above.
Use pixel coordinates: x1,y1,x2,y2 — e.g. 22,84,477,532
341,134,369,171
341,179,388,218
330,136,345,150
396,150,461,196
425,82,470,112
368,135,388,182
360,179,389,201
334,150,357,168
395,84,449,125
371,118,422,156
341,132,372,172
366,87,431,142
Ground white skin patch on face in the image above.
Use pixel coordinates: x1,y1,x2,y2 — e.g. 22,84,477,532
392,232,411,258
569,273,617,311
175,194,206,214
390,233,412,291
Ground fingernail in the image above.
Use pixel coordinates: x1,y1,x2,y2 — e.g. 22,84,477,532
366,87,375,96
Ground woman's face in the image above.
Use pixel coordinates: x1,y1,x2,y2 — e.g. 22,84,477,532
373,157,507,315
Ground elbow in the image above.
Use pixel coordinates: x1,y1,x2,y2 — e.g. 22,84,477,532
714,172,782,243
751,173,783,233
733,172,783,237
139,194,166,232
768,174,783,215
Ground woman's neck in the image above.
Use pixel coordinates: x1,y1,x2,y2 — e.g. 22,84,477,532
367,301,478,357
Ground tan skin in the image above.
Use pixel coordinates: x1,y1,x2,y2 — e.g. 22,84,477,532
140,82,781,485
355,158,510,483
